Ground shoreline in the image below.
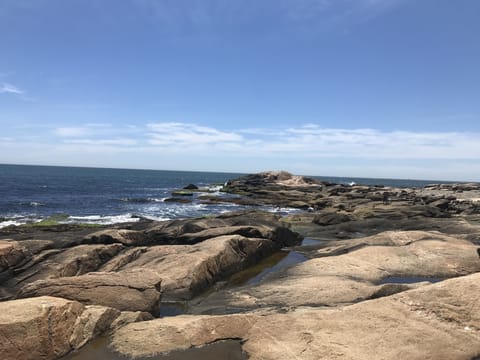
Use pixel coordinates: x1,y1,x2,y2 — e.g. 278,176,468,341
1,171,480,359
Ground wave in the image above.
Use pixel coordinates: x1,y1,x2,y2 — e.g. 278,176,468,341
0,219,25,228
119,197,166,203
67,214,140,225
0,215,43,229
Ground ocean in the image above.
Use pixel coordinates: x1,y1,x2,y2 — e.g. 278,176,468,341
0,164,455,228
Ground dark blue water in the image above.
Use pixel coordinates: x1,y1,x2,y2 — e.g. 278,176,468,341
0,164,248,227
0,164,456,227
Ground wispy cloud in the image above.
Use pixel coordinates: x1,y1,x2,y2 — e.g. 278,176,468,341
63,138,137,146
147,122,243,147
0,82,23,95
144,122,480,160
46,121,480,161
134,0,406,32
54,127,89,137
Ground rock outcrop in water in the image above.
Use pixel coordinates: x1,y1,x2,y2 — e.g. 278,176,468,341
1,171,480,360
221,171,480,215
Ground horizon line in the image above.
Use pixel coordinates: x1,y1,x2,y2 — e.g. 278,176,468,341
0,162,472,185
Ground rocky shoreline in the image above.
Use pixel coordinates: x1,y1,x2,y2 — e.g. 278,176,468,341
1,171,480,359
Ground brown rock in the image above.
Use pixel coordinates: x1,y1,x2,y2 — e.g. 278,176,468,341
110,311,154,330
3,244,124,297
0,240,29,272
69,305,120,349
17,269,162,313
0,296,84,360
312,211,352,225
191,231,480,314
110,273,480,360
83,229,147,246
107,235,284,301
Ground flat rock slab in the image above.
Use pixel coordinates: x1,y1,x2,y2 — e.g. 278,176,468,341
191,231,480,313
111,273,480,360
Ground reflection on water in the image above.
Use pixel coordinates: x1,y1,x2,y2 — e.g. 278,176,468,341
377,276,444,285
246,251,308,285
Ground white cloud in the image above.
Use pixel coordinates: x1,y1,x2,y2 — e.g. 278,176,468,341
44,122,480,161
143,122,480,160
54,127,89,137
6,120,479,180
63,138,137,146
147,122,243,147
0,82,23,95
143,122,479,160
255,125,479,159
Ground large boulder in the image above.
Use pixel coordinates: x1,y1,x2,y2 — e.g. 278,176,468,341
1,244,124,299
101,234,290,301
144,210,301,245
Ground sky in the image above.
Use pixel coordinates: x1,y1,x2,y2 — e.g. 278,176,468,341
1,0,479,181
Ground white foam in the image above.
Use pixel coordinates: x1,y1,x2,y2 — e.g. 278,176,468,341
0,215,44,228
149,198,167,202
0,220,24,229
29,202,45,207
67,214,139,225
142,215,172,221
264,206,302,215
206,185,223,192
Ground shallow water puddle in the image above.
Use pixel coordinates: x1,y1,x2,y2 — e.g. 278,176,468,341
226,251,290,286
377,276,444,285
245,251,308,285
301,237,325,246
224,240,319,287
158,301,188,317
63,337,247,360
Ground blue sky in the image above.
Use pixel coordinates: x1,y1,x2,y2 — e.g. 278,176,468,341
1,0,479,181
